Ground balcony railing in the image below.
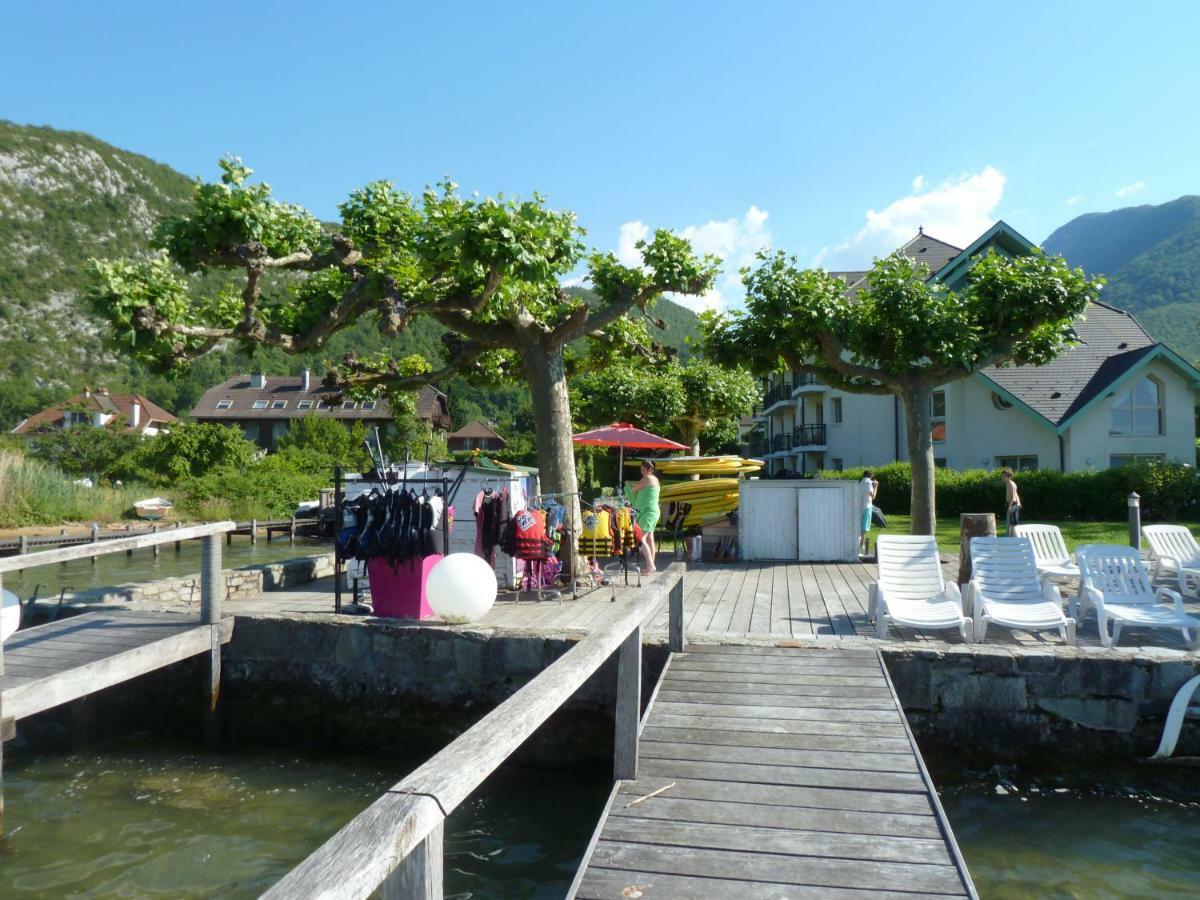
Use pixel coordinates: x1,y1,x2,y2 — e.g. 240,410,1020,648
793,424,827,446
762,383,793,410
793,373,822,389
747,434,768,456
770,433,794,453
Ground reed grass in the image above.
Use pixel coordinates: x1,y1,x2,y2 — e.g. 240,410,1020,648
0,450,160,528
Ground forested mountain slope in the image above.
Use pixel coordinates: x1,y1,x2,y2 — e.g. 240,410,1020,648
1043,196,1200,362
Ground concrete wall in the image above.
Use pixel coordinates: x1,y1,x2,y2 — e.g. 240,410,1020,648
60,552,335,611
825,391,897,469
1064,358,1197,470
883,643,1200,763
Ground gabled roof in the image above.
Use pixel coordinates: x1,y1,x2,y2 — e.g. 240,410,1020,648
931,220,1035,289
977,302,1199,429
834,231,964,297
191,376,449,426
448,419,506,442
11,390,177,435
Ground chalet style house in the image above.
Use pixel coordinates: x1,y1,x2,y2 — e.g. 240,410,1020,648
10,387,176,437
191,371,451,450
748,222,1200,475
447,419,507,453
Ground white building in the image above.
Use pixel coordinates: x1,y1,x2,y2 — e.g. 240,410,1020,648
747,224,1200,474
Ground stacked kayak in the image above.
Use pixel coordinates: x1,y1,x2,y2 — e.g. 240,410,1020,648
636,456,764,528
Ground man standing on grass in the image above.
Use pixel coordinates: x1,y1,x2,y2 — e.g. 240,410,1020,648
1002,469,1022,535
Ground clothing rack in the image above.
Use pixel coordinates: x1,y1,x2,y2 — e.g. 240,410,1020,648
583,494,641,596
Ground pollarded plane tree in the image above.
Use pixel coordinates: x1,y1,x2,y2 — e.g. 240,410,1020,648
88,158,717,503
703,247,1100,534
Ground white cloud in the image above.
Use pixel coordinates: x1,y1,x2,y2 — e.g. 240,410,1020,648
1115,180,1146,198
1064,194,1084,206
610,206,772,311
816,166,1006,270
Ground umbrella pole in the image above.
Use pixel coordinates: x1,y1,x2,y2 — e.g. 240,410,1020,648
618,446,624,495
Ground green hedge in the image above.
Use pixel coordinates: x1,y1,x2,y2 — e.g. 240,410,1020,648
817,461,1200,522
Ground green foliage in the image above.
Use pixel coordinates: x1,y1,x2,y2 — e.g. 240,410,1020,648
28,425,143,480
818,462,1200,522
0,450,154,528
275,415,371,471
114,422,259,484
176,451,326,521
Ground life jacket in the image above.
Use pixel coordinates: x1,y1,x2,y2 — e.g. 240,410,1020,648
513,508,551,560
579,509,613,557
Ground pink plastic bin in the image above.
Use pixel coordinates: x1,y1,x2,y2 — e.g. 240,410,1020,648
367,555,443,620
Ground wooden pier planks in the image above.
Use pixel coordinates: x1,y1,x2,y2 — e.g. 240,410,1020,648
572,644,975,899
0,609,233,721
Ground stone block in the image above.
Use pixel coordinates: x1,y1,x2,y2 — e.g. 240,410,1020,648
1036,696,1139,732
333,624,373,670
936,673,1028,711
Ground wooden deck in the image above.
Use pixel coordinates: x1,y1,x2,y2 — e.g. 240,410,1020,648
223,553,1200,652
0,609,233,722
571,644,975,898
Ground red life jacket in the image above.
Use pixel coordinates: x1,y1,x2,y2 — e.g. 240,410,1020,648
513,508,551,560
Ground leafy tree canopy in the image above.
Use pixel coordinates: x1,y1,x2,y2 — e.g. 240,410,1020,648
704,247,1101,532
114,421,259,484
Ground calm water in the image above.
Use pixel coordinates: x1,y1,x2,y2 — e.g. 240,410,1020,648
0,736,608,898
4,538,330,600
940,764,1200,899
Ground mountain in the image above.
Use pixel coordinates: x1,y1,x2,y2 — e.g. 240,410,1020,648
0,121,701,432
1043,196,1200,362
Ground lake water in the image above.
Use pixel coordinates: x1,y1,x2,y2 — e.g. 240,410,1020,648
3,538,330,601
0,735,608,898
939,763,1200,898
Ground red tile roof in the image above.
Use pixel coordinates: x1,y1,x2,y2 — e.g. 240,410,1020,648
11,390,177,435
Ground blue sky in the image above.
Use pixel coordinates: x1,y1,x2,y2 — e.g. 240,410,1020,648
4,1,1199,308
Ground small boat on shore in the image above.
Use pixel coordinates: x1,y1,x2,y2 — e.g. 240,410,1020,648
133,497,174,520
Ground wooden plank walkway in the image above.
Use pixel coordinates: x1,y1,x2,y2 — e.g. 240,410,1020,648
572,644,976,899
0,610,233,721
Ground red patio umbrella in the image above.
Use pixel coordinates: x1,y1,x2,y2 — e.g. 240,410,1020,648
572,423,687,490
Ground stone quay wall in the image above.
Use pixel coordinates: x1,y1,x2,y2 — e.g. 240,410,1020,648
61,552,335,611
882,644,1200,762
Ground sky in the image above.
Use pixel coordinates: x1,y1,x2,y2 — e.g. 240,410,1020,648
4,1,1199,310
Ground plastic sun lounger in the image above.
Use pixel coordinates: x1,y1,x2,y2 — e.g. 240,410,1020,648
1075,543,1200,649
967,537,1076,645
869,535,970,641
1142,525,1200,599
1012,523,1079,581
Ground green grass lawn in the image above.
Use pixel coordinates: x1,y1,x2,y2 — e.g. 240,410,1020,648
877,514,1200,553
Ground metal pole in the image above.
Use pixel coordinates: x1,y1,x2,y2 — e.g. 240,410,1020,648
1128,492,1142,550
200,533,224,624
152,523,160,558
250,518,257,545
334,465,343,614
90,522,99,564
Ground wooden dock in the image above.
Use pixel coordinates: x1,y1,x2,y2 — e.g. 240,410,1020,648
571,643,976,899
0,609,233,722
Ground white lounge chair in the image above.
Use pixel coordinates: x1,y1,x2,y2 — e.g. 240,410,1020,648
967,537,1076,644
1142,525,1200,598
1075,544,1200,649
870,535,971,641
1013,523,1079,582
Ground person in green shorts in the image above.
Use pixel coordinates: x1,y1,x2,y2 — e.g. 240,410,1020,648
625,460,661,576
858,470,878,556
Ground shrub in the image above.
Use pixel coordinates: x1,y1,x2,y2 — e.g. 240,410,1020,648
818,461,1200,522
177,452,328,520
114,422,259,484
28,424,142,481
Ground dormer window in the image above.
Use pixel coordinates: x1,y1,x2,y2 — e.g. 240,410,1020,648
296,400,313,410
271,400,287,409
361,400,377,411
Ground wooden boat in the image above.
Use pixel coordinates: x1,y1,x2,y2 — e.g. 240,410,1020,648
133,497,174,520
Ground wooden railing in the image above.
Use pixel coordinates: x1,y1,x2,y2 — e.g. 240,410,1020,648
262,563,686,900
0,521,239,740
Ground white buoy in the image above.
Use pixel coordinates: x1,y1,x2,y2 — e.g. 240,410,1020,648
2,588,21,642
426,554,498,623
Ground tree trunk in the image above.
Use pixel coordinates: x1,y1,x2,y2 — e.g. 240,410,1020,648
521,340,580,578
957,513,996,586
901,385,937,535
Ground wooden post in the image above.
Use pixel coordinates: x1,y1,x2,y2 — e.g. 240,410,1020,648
17,535,27,555
90,522,100,564
1129,492,1141,550
614,625,641,780
175,523,182,553
668,575,685,653
250,518,257,545
152,524,160,558
200,533,224,746
289,515,296,544
382,822,444,900
957,513,996,586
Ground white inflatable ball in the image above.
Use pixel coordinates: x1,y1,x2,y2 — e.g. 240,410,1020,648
427,553,497,623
